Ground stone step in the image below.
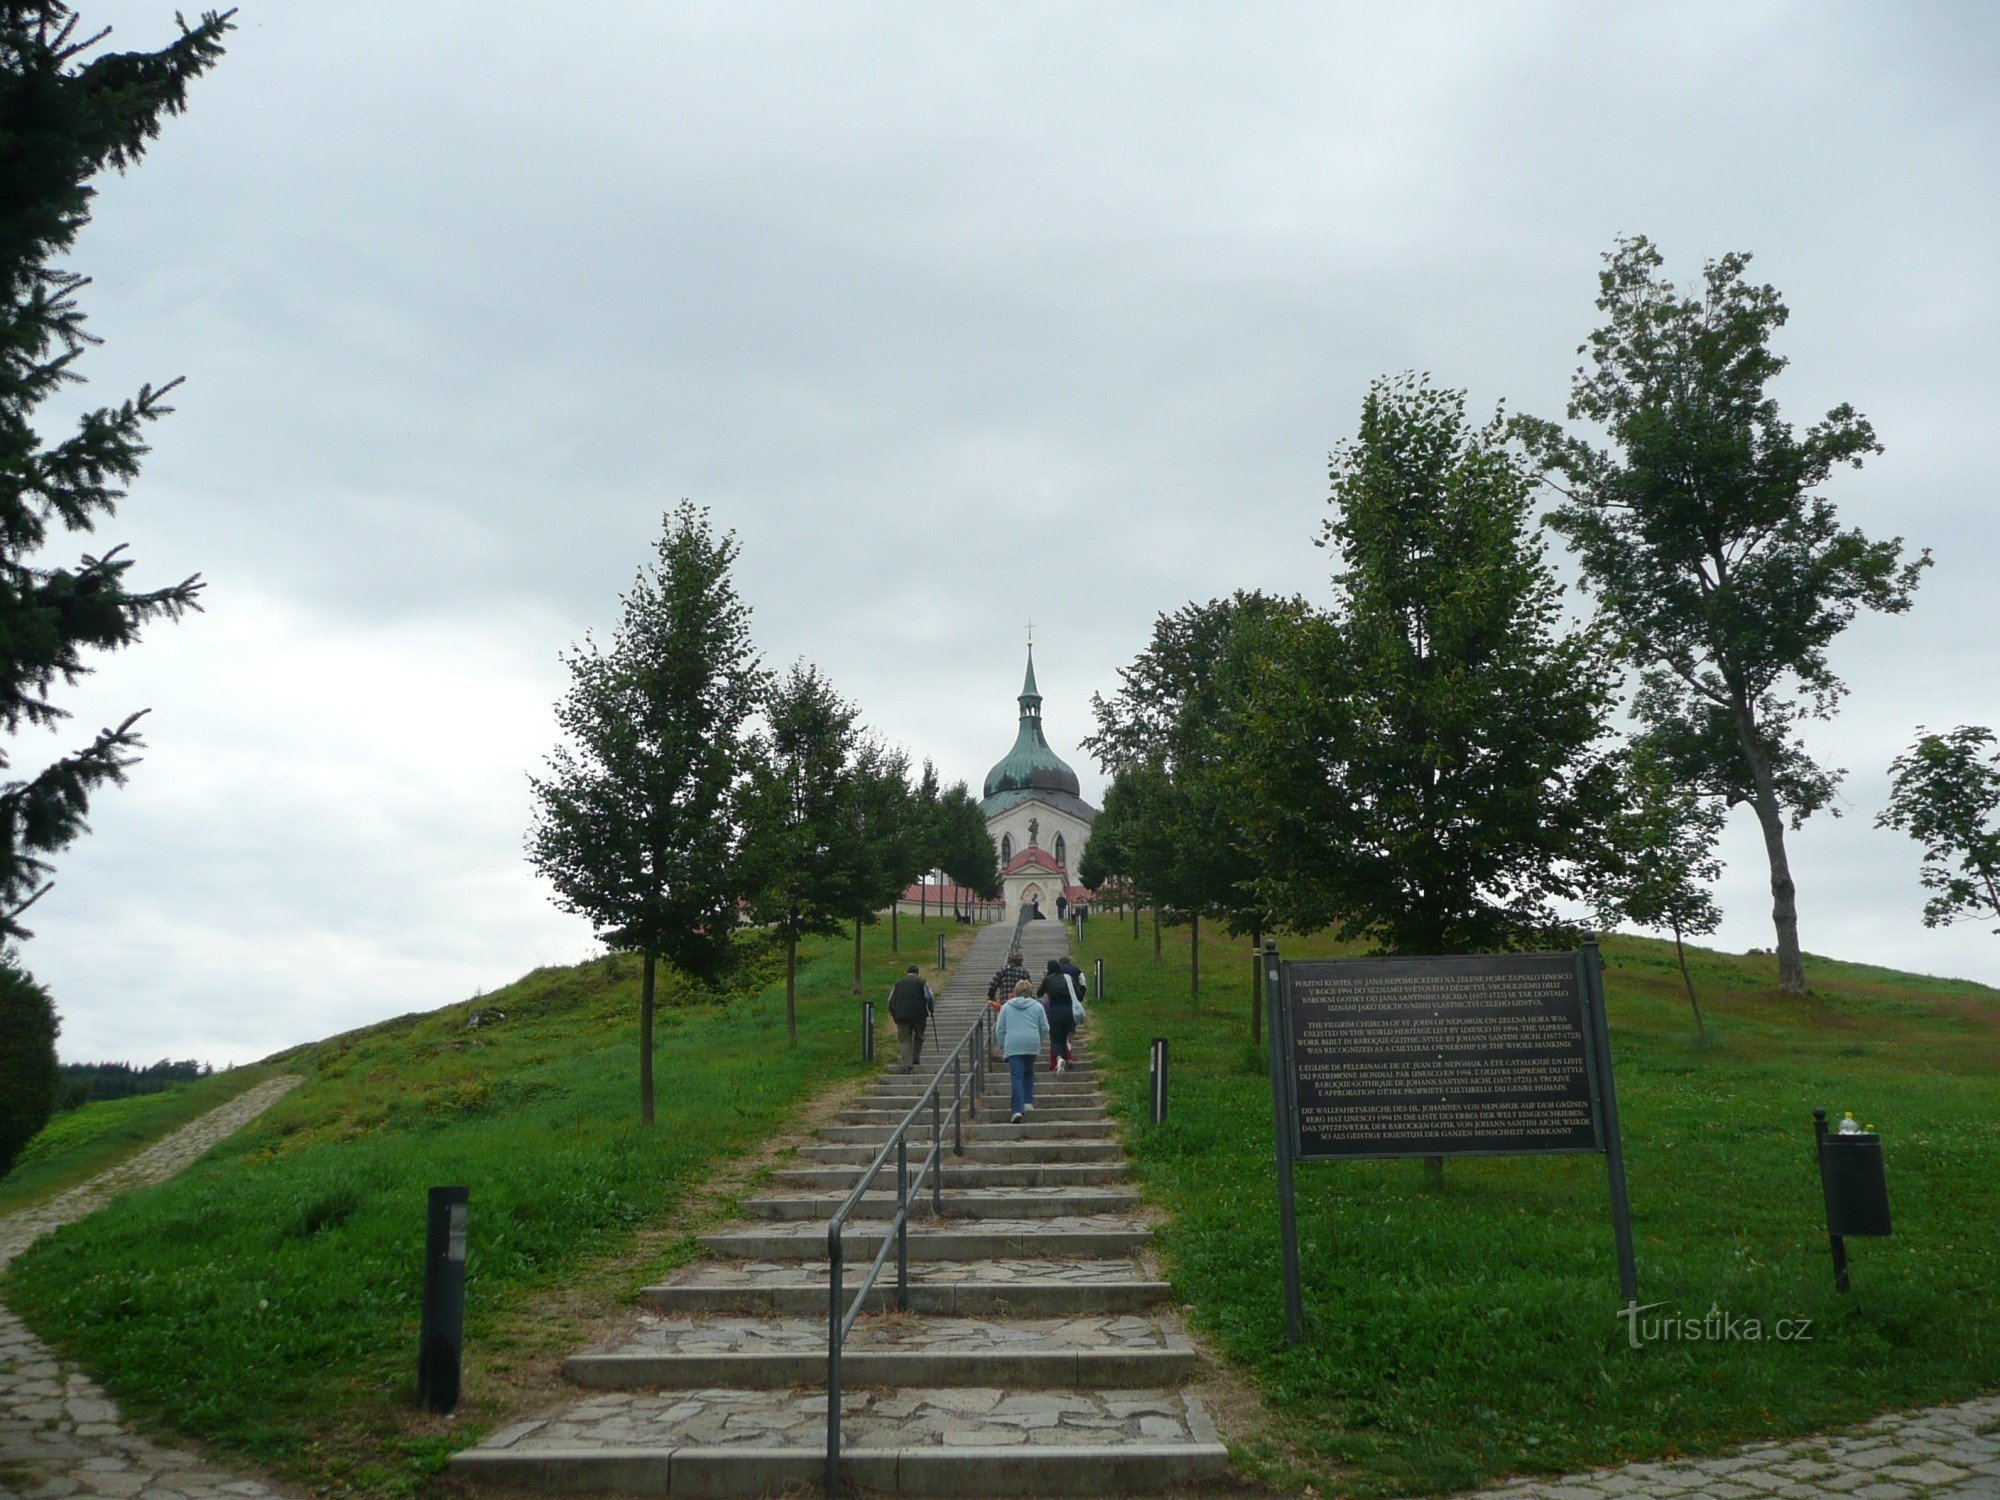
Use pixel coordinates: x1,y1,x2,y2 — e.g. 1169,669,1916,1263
868,1081,1105,1100
641,1257,1171,1315
700,1216,1150,1261
451,1387,1227,1496
564,1314,1201,1390
817,1120,1116,1144
798,1140,1124,1164
839,1105,1107,1125
741,1187,1139,1221
771,1162,1124,1190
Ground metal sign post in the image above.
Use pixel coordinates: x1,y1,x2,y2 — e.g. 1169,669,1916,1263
1149,1038,1170,1124
861,1000,875,1063
1093,958,1105,1001
1265,939,1638,1342
1264,943,1306,1343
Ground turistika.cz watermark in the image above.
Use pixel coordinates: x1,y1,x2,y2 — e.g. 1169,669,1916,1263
1620,1301,1814,1349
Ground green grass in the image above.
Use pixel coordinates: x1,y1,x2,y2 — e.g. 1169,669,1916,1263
1077,916,2000,1496
0,1067,276,1216
1,920,931,1496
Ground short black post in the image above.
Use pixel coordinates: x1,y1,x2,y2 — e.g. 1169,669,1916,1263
937,933,947,972
417,1186,469,1413
1815,1109,1852,1293
861,999,874,1063
1150,1037,1170,1124
1093,957,1105,1002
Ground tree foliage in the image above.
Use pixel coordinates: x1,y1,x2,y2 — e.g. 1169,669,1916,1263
1233,374,1624,955
527,502,766,1121
930,775,1000,902
1596,741,1725,1035
738,663,873,1043
1,5,232,937
1878,725,2000,934
1519,237,1929,995
0,949,60,1174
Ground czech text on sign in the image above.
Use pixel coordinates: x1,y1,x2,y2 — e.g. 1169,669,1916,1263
1285,953,1601,1159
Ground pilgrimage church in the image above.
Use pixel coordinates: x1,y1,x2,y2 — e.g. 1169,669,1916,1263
979,644,1097,919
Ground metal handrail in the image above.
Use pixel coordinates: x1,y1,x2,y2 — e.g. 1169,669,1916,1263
825,1006,989,1497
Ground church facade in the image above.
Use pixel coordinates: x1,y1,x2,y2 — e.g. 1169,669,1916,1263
980,647,1098,919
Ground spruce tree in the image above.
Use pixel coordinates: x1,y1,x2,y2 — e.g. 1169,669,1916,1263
2,5,232,937
528,502,766,1124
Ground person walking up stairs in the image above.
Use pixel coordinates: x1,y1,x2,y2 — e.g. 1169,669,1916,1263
451,920,1229,1496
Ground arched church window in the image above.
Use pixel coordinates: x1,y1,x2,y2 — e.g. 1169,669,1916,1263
1001,833,1013,864
1054,833,1066,868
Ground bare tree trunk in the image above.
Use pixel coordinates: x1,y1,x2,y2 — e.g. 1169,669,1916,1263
892,903,899,952
786,931,799,1045
853,916,863,993
920,880,926,924
1132,902,1139,938
1673,918,1708,1041
639,952,657,1126
1152,908,1161,961
1733,710,1808,995
1190,912,1200,1004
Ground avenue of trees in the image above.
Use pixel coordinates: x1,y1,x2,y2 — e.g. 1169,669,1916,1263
1090,240,1935,1008
528,506,996,1117
0,6,232,1162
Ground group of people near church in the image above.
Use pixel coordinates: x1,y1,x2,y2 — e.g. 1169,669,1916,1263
985,949,1087,1123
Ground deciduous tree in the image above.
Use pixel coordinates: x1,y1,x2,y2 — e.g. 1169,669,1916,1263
1519,238,1929,995
1234,373,1624,955
527,503,766,1123
2,5,232,937
1878,725,2000,935
1596,742,1725,1037
738,663,869,1044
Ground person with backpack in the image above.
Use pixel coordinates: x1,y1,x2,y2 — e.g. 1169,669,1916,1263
995,980,1050,1122
886,964,936,1073
1036,958,1082,1072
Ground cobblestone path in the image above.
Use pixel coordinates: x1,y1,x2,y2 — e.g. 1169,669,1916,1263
1463,1394,2000,1498
0,1076,303,1500
451,918,1231,1495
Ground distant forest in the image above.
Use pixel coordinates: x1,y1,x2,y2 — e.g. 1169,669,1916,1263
59,1059,213,1109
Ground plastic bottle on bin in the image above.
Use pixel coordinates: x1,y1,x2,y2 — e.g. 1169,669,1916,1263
1837,1111,1862,1135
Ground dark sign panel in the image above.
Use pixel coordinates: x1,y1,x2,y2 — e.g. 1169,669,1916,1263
1284,953,1600,1160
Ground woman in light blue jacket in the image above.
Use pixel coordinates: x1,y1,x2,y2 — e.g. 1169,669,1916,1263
994,979,1051,1122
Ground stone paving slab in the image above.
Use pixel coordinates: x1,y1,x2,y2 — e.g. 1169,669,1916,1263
590,1312,1185,1357
650,1254,1162,1290
1464,1393,2000,1498
0,1076,305,1500
458,1384,1220,1452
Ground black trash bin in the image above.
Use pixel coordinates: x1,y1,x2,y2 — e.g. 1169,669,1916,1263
1812,1108,1890,1291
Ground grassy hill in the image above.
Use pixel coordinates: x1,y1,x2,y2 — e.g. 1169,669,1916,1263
1075,917,2000,1496
5,916,1997,1499
1,918,962,1496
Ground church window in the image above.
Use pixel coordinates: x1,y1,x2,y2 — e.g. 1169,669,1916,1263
1001,833,1013,864
1054,832,1066,868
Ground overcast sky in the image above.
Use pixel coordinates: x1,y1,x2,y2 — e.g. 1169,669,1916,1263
21,1,1999,1064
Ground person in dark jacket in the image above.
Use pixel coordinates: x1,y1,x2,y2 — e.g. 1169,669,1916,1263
1057,952,1087,1002
1036,958,1080,1071
886,965,935,1073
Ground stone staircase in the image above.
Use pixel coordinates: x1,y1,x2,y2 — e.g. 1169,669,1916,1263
452,920,1229,1496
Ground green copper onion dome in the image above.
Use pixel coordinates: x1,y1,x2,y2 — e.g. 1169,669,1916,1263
983,646,1083,800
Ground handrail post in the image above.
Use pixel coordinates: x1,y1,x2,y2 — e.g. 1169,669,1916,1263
952,1053,964,1155
826,1228,843,1498
896,1138,910,1311
931,1090,944,1216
